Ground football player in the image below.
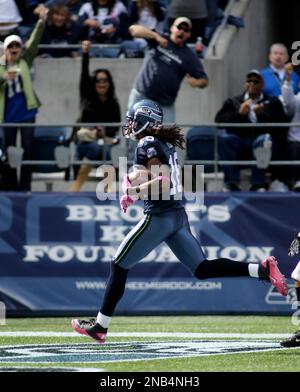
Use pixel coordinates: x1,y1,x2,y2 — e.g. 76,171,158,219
71,99,288,344
280,233,300,347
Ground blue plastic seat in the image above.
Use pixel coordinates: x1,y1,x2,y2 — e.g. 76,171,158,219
186,126,220,172
32,126,72,173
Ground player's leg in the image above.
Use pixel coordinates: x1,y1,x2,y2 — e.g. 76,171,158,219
165,210,287,294
280,262,300,347
71,213,176,343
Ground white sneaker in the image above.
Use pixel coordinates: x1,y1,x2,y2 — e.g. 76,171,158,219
269,180,289,192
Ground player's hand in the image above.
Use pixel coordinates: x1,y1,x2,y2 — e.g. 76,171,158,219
128,170,151,185
120,194,135,213
122,174,132,195
288,233,300,256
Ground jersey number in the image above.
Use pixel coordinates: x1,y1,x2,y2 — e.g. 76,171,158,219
169,152,182,195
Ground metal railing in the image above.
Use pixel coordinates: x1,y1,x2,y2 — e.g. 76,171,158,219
0,122,298,177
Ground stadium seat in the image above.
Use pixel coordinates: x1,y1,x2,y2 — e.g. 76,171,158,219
186,126,225,191
32,126,72,173
186,126,222,172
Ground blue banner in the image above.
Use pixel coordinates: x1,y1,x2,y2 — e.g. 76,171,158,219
0,192,298,314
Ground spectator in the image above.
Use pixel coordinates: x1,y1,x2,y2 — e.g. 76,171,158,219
281,63,300,192
121,0,166,57
0,0,22,41
70,40,121,191
36,0,84,22
261,43,300,98
45,0,85,21
168,0,208,44
215,70,289,192
128,1,166,33
39,4,83,58
78,0,129,57
128,17,208,123
0,9,47,191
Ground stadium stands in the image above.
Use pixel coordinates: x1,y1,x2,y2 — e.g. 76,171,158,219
0,0,299,192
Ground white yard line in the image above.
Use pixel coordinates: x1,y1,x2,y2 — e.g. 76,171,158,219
0,331,291,338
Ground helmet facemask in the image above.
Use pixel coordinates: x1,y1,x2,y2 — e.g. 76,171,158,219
122,103,163,140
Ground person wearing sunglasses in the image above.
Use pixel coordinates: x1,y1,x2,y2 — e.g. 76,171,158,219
127,16,208,123
0,7,48,191
215,69,290,192
168,0,208,44
70,40,121,191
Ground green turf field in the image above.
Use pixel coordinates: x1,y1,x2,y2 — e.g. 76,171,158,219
0,316,299,372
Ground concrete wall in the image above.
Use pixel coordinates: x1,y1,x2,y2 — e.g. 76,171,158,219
205,0,276,115
33,0,276,126
223,0,276,99
33,56,217,126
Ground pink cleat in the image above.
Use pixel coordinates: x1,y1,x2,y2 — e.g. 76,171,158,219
71,318,107,344
259,256,288,296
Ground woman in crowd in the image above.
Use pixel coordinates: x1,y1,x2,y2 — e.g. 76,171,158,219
39,4,83,58
78,0,129,57
70,40,121,191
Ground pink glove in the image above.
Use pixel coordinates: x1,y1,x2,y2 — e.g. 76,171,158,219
120,194,135,213
122,174,131,195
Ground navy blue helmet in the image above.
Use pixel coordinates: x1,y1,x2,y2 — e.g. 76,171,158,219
122,99,163,139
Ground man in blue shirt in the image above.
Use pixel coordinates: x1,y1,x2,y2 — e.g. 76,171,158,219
261,43,300,97
127,17,208,122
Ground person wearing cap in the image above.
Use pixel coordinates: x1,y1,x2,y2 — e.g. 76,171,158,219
215,69,289,192
128,17,208,123
0,8,47,191
168,0,208,44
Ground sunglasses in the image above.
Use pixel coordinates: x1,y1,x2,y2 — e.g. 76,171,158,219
176,24,191,33
8,43,22,49
246,79,261,85
95,78,109,83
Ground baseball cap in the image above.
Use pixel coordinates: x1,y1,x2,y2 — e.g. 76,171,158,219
246,69,263,79
173,17,192,30
3,35,23,50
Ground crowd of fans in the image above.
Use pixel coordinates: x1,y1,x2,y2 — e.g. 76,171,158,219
1,0,299,193
0,0,229,58
212,43,300,193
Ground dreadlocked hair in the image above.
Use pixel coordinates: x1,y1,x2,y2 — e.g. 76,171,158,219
144,124,185,150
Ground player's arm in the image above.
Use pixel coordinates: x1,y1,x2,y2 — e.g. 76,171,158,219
126,158,170,198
